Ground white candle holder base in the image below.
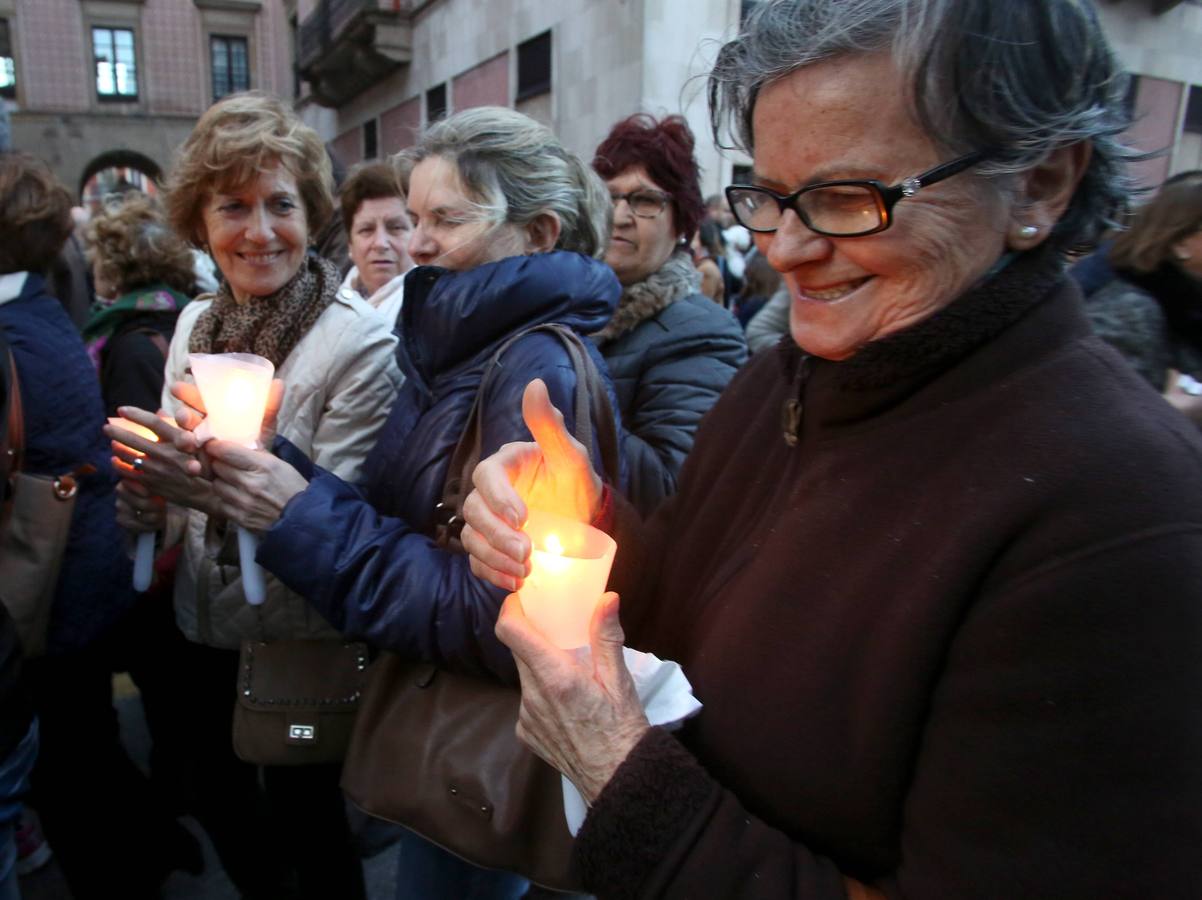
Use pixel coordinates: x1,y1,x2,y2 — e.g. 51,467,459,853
238,525,267,605
133,531,156,592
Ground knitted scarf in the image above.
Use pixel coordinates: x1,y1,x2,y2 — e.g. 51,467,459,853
188,254,340,368
81,283,190,373
592,250,701,345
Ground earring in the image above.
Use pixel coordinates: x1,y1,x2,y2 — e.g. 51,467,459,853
1019,225,1039,239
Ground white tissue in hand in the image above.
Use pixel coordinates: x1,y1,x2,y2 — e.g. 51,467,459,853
562,646,702,836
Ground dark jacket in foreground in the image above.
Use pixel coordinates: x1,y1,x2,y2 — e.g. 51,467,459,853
260,252,623,681
594,253,747,517
577,250,1202,899
0,273,132,655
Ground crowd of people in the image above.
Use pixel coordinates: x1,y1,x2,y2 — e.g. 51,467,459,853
1,0,1201,898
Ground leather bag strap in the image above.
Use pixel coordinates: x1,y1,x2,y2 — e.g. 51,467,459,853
435,323,620,547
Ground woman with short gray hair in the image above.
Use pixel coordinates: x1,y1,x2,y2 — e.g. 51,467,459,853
459,1,1202,896
198,105,624,899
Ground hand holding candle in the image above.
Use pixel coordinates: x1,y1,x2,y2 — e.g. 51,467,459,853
187,352,276,605
108,416,165,591
519,508,617,649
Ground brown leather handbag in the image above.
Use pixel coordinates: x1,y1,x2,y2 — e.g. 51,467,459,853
232,638,370,766
340,324,619,892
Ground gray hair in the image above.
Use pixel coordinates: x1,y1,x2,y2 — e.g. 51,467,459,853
393,107,611,259
710,0,1136,251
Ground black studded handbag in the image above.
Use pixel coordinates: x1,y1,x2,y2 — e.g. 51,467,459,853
231,638,369,766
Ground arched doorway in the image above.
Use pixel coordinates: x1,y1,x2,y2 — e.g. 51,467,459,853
79,150,163,213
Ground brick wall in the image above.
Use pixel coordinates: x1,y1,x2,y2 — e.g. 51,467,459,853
143,0,204,114
19,0,90,111
451,52,509,111
380,95,421,153
331,127,362,169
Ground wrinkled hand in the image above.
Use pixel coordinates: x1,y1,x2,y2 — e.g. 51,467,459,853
204,440,308,533
170,379,286,465
461,379,603,592
115,479,166,533
496,591,648,805
105,406,219,515
1163,369,1202,426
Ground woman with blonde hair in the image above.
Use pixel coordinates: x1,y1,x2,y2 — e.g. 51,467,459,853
104,90,401,899
1088,172,1202,422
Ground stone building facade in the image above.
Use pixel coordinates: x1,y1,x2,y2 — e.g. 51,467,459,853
1,0,293,201
1096,0,1202,186
294,0,745,197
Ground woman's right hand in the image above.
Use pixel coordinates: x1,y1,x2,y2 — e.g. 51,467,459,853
115,478,166,533
461,379,604,592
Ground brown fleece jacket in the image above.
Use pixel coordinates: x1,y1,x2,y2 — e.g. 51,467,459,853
576,249,1202,899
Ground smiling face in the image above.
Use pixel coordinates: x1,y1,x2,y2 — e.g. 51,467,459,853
405,155,528,271
604,166,680,287
350,196,413,296
200,165,309,301
750,53,1010,360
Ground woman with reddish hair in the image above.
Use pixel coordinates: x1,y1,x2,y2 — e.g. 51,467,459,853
592,114,746,515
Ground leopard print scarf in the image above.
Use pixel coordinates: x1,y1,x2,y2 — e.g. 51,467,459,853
188,254,340,368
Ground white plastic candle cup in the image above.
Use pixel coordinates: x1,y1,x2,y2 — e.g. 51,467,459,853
519,509,617,650
186,352,275,449
186,353,275,605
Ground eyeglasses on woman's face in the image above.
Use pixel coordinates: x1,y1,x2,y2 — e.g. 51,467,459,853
610,189,672,219
725,151,987,238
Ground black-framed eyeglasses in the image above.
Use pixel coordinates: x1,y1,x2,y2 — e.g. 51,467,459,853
725,151,987,238
610,189,672,219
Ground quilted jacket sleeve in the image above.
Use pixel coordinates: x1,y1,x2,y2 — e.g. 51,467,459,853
257,333,607,682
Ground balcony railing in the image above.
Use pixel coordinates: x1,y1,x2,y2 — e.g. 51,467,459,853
298,0,415,71
298,0,415,106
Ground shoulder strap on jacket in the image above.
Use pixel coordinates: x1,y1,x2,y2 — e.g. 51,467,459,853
434,323,620,550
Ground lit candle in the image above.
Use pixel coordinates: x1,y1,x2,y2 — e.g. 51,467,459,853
519,508,617,649
107,416,170,592
187,352,276,605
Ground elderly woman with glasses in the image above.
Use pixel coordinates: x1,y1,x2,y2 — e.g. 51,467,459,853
591,114,747,516
459,1,1202,897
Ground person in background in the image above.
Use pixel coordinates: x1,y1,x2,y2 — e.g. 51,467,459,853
744,282,791,353
82,193,194,414
0,323,38,900
591,113,747,516
733,248,783,328
79,190,201,830
461,0,1202,896
1086,172,1202,424
0,151,196,899
1070,170,1202,299
338,162,414,326
106,91,401,900
690,219,726,305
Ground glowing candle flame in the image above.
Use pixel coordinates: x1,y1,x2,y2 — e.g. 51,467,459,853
108,417,159,447
538,532,570,574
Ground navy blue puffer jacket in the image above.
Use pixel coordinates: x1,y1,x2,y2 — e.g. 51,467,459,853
0,274,133,655
258,252,622,681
